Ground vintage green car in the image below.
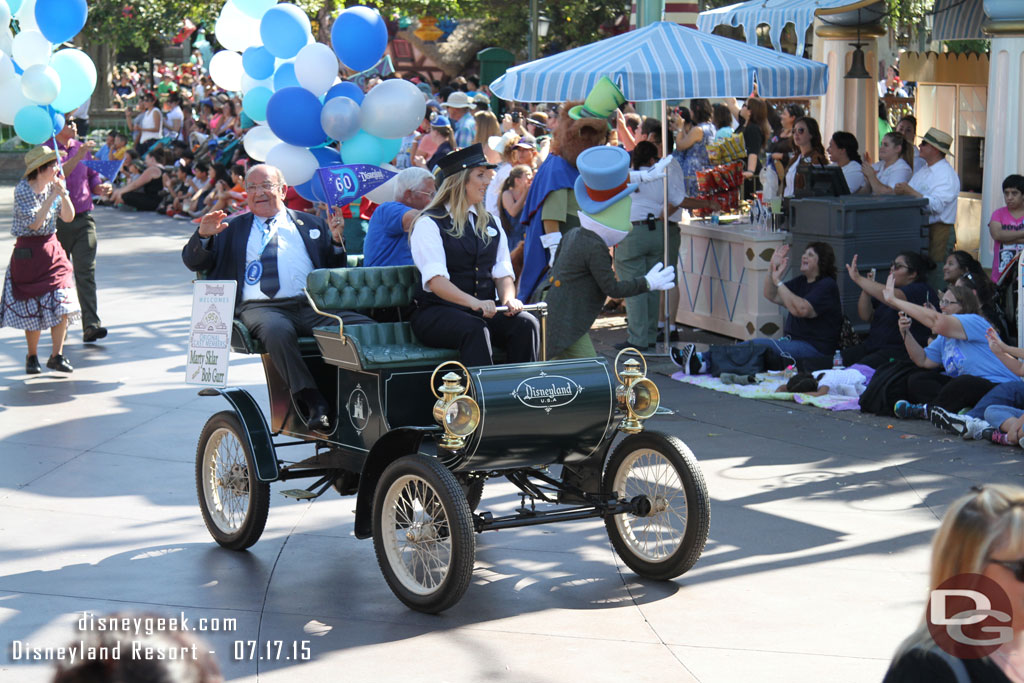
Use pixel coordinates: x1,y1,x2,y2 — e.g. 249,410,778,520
194,265,710,613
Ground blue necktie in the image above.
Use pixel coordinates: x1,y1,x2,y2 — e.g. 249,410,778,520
259,218,280,298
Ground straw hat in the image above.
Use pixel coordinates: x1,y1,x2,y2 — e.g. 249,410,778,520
921,127,954,156
23,146,60,177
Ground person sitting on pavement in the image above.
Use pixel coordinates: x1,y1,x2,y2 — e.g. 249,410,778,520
110,147,168,212
843,251,938,368
882,276,1020,422
785,366,873,397
363,167,436,267
672,242,843,374
181,163,372,432
929,328,1024,446
882,484,1024,682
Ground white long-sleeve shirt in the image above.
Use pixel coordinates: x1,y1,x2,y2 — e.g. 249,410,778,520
908,158,960,225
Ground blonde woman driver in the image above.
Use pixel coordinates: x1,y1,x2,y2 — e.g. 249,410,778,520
410,144,540,366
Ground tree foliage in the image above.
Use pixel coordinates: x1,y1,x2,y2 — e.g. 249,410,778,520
82,0,220,52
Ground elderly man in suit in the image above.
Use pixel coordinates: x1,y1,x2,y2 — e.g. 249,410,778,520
182,163,369,431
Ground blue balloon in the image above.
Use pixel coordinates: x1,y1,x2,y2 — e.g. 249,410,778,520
324,81,364,106
242,46,275,80
265,86,326,148
331,6,387,72
272,62,300,91
35,0,87,44
6,0,22,14
14,105,54,144
259,4,311,60
242,86,273,122
50,108,65,134
341,130,400,166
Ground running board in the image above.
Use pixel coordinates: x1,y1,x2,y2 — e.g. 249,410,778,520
279,474,334,500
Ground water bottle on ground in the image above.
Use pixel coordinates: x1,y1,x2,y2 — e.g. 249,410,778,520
833,350,842,368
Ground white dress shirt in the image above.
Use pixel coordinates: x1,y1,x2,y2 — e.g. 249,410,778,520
630,159,687,222
912,146,927,173
241,211,315,301
839,160,865,194
871,158,913,188
908,158,960,225
411,205,515,293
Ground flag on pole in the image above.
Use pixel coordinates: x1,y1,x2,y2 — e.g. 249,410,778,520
315,164,397,208
82,158,125,181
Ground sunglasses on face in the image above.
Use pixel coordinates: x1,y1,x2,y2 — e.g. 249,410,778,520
990,558,1024,582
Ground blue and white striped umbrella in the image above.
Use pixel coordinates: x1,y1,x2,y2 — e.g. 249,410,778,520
489,21,828,103
931,0,985,41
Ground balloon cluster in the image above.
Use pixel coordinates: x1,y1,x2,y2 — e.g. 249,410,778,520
213,1,426,201
0,0,94,144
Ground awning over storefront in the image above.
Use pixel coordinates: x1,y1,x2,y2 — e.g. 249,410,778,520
489,21,828,103
697,0,867,56
931,0,986,41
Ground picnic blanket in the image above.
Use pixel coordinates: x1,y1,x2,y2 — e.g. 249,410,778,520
670,371,862,411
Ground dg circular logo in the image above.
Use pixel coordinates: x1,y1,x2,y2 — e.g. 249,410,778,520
926,573,1014,659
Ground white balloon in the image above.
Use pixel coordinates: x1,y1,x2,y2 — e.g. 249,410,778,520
15,0,37,32
209,50,243,93
0,29,12,56
0,4,10,35
240,72,274,94
0,76,33,125
243,125,283,161
360,79,427,139
215,0,262,53
20,63,59,104
320,95,361,142
12,30,51,68
266,142,317,185
294,42,337,97
0,52,15,83
364,163,399,204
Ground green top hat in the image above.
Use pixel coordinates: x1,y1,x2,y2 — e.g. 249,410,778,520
569,76,626,123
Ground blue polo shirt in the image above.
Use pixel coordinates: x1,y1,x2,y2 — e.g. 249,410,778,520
363,201,414,267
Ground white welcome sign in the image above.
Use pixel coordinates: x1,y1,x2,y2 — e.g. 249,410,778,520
186,280,237,387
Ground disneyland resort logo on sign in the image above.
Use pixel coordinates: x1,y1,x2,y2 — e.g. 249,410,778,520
513,373,583,411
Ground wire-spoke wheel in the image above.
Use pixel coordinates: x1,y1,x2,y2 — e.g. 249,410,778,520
195,411,270,551
372,455,474,613
603,432,709,580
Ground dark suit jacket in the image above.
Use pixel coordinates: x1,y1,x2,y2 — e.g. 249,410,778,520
182,209,346,309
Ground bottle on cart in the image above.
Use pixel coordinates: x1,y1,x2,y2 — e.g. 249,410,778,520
833,350,842,368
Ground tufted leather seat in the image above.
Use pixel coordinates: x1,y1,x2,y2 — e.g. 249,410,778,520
306,265,457,370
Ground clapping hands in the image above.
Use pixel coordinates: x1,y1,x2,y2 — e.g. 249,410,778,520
882,271,897,303
770,244,790,284
986,327,1008,354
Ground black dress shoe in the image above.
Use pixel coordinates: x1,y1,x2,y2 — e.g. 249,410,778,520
613,341,654,351
83,325,108,343
656,329,680,343
46,354,74,372
308,411,333,434
26,355,41,374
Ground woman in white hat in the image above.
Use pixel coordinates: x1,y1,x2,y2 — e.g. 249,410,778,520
410,144,539,366
0,147,78,373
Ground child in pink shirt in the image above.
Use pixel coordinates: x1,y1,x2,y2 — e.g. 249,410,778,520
989,174,1024,280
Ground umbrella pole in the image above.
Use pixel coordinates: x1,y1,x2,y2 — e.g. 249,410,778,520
659,98,671,357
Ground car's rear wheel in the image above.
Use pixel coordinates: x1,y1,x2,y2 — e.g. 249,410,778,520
603,432,709,580
196,411,270,550
372,455,475,613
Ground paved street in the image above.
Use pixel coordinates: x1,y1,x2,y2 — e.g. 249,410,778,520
1,196,1022,682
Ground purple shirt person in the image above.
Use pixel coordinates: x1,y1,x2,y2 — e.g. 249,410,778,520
45,121,112,342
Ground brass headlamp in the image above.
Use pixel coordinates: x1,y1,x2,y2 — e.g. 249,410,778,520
430,362,481,450
614,349,660,434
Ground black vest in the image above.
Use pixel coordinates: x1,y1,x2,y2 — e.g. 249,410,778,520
416,211,500,307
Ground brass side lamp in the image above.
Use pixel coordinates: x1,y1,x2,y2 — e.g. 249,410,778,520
430,362,481,450
614,350,660,434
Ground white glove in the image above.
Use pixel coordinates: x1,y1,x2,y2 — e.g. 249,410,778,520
644,262,676,291
539,231,562,267
629,155,674,184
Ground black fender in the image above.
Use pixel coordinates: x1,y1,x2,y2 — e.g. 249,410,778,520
353,426,441,539
198,388,279,482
